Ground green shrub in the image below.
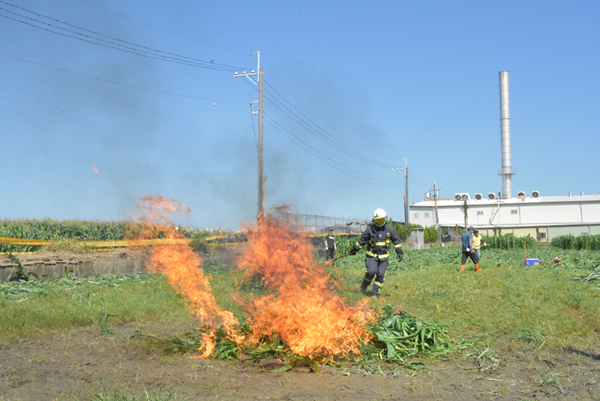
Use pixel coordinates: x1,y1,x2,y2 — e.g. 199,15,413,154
387,219,423,242
189,237,210,254
424,226,439,243
487,234,537,250
552,234,600,250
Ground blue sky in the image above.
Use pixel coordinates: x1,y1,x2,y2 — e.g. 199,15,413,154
1,0,598,230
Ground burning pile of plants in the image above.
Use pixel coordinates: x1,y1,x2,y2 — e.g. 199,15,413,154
131,196,457,371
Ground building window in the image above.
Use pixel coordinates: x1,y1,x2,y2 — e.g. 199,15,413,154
414,213,419,219
511,210,518,215
477,211,483,216
424,212,429,218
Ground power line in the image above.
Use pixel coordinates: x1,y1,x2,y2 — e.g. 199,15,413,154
263,114,398,187
0,1,250,72
0,52,246,105
82,0,248,55
263,88,385,167
259,63,406,165
262,80,395,169
241,69,402,186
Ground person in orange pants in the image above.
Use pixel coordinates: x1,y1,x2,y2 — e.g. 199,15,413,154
460,227,481,272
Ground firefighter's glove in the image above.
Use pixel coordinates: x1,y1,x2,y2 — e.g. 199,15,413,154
349,246,359,256
396,248,404,262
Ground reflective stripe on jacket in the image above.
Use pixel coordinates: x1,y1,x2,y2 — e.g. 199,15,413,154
354,223,402,260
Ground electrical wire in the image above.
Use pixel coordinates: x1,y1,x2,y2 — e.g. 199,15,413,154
263,80,394,169
240,76,402,186
263,114,398,187
82,0,248,55
1,1,416,188
0,52,246,105
0,1,250,72
260,64,407,166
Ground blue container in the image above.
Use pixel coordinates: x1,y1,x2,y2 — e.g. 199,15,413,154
525,258,539,266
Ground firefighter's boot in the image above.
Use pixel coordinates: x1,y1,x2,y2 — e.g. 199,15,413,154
460,265,465,272
475,264,482,272
370,282,382,298
359,274,373,294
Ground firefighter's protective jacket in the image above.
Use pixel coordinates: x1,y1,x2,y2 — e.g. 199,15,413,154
352,223,403,259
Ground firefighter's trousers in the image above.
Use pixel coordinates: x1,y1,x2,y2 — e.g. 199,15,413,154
365,255,388,284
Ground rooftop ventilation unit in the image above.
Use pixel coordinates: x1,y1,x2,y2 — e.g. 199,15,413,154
455,193,462,201
461,193,470,200
475,193,483,200
517,191,526,197
532,191,540,198
488,193,497,200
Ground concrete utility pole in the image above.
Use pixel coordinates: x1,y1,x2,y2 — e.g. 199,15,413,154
429,179,443,244
235,51,266,218
392,158,409,241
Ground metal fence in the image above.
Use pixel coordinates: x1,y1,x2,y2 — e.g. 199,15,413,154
271,210,370,234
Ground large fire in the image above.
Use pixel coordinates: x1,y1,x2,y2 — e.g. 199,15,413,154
132,195,373,360
238,215,373,357
129,195,238,357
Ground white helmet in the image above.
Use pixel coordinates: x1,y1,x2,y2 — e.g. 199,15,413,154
373,208,387,220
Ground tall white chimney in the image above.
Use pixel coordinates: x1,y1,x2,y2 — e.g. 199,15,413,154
499,71,515,198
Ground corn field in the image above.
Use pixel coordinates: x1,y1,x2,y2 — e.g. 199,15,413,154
485,234,538,250
0,219,130,252
0,219,235,253
551,235,600,250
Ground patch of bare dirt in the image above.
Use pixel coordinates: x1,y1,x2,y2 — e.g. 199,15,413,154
1,323,600,400
0,249,146,267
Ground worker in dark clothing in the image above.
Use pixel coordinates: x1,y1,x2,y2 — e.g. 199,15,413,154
460,226,481,272
348,209,403,298
324,229,336,260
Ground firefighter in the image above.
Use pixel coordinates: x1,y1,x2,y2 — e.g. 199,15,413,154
348,209,403,297
324,229,336,261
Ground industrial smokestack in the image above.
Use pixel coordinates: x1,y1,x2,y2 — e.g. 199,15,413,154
499,71,515,198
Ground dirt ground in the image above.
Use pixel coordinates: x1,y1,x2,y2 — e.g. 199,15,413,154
2,250,600,400
0,245,245,273
1,321,600,401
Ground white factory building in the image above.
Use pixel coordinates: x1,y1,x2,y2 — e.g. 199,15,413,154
410,192,600,241
408,71,599,241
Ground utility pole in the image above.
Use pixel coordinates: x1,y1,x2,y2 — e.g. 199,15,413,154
235,51,266,218
429,179,443,244
392,158,409,242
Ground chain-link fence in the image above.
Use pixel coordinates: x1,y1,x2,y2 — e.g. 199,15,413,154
270,209,370,234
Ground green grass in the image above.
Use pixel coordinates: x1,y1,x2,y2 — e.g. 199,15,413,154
330,246,600,349
75,384,190,401
0,273,194,338
3,245,600,352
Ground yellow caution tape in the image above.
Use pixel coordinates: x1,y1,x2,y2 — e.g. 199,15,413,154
0,231,353,249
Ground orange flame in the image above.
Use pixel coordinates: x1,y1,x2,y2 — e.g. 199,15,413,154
91,163,101,177
130,194,238,358
129,196,373,360
238,215,374,357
